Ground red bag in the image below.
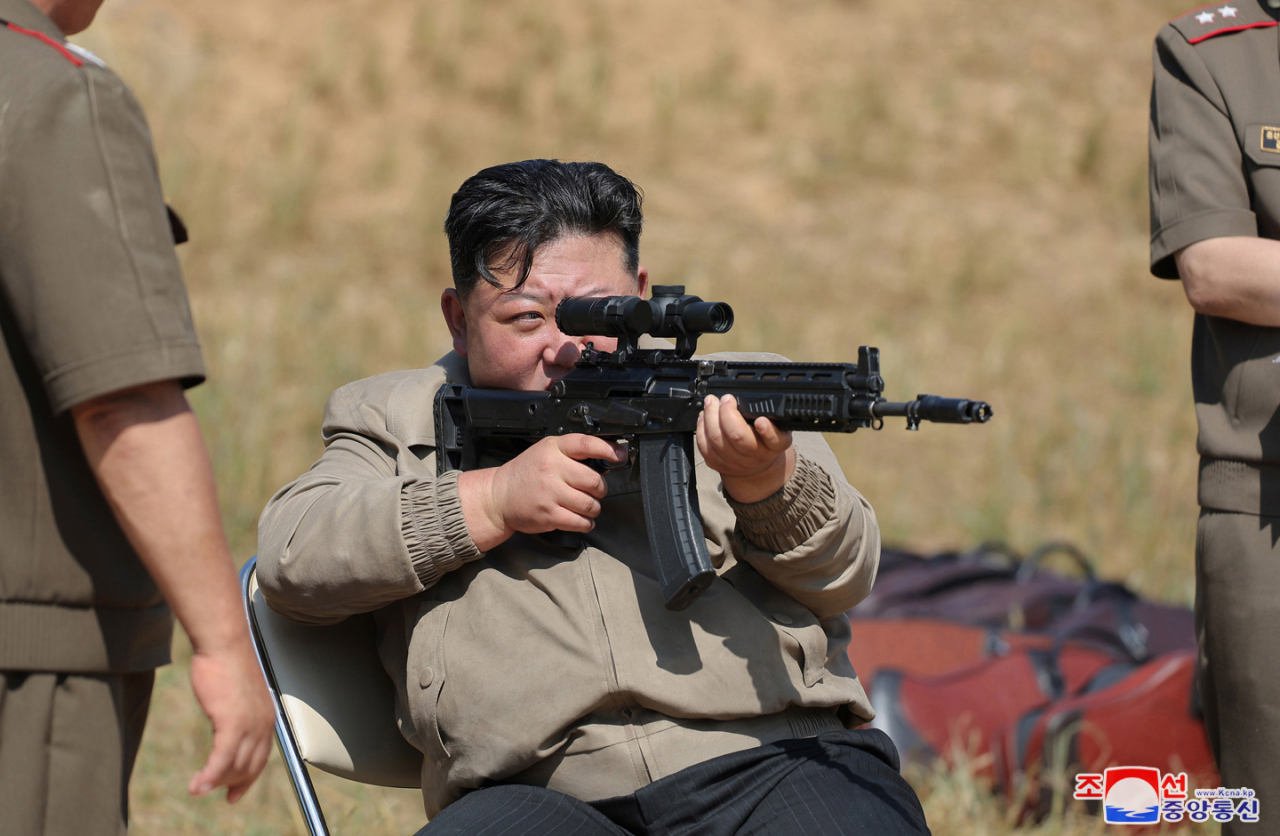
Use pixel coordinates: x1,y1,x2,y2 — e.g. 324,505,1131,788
847,617,1053,694
848,540,1206,823
868,643,1119,776
991,650,1217,816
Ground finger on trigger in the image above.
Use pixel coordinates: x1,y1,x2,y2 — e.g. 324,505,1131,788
561,433,609,461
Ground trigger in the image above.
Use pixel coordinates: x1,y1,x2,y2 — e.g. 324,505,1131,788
588,437,634,473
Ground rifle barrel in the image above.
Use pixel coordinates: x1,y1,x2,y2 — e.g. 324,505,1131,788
873,395,993,428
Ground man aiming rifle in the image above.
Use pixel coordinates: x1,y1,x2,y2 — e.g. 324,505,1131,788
258,159,982,835
435,285,991,611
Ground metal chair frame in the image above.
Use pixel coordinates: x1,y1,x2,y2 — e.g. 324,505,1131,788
239,556,332,836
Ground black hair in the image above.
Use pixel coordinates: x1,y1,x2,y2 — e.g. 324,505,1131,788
444,160,643,296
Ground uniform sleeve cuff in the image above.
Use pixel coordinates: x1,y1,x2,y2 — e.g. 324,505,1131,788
401,470,483,588
1150,208,1258,278
48,340,206,415
724,453,838,553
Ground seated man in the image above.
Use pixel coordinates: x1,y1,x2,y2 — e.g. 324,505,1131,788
257,159,930,836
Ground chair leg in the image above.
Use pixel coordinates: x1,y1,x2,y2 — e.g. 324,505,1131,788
240,558,332,836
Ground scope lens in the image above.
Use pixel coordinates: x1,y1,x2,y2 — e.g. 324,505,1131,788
680,301,734,334
556,296,654,337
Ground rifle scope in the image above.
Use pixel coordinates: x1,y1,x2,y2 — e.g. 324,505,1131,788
557,286,734,340
556,295,654,337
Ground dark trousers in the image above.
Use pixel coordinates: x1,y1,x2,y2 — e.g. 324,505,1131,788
420,729,930,836
1196,511,1280,835
0,670,154,836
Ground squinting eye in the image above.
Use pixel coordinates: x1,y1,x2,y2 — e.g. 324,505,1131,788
510,312,544,326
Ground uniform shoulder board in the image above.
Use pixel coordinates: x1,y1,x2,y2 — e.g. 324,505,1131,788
0,17,85,66
64,42,107,69
1170,2,1278,44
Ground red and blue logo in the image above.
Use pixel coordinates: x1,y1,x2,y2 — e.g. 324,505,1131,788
1103,767,1161,824
1075,767,1258,825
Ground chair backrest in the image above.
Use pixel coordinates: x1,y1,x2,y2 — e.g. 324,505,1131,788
242,557,423,788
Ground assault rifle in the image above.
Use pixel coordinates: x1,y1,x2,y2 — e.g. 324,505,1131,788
436,285,992,611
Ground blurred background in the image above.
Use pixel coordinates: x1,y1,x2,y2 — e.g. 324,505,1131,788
71,0,1209,832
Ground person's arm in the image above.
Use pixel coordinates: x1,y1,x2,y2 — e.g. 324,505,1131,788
1175,237,1280,326
1149,26,1259,292
259,369,630,621
258,374,485,623
698,394,879,619
70,380,273,803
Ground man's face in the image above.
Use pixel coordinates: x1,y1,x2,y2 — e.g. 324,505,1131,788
441,233,649,391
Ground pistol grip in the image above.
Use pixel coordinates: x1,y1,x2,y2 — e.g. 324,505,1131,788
638,433,716,610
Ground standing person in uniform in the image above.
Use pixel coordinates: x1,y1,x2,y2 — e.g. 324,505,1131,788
258,159,931,835
1150,1,1280,827
0,0,274,832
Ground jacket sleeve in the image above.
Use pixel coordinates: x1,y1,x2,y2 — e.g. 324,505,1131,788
1149,24,1258,278
256,377,481,625
722,433,879,621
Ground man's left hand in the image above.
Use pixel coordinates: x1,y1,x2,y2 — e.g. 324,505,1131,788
697,394,796,504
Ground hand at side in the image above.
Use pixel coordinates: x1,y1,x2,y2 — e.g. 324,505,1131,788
71,380,274,803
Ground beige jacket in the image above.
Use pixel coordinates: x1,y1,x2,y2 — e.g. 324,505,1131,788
257,351,879,815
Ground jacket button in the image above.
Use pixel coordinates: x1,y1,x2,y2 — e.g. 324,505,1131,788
773,613,794,625
419,666,435,688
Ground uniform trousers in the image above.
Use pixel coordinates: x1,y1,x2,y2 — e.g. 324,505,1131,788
1196,510,1280,835
418,729,930,836
0,670,153,836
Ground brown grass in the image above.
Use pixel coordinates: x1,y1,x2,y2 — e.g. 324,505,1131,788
72,0,1216,831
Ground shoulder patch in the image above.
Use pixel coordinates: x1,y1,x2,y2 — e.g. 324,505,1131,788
0,18,84,67
1170,3,1278,44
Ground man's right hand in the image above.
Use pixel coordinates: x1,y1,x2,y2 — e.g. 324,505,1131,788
188,644,275,802
72,380,275,802
458,434,627,552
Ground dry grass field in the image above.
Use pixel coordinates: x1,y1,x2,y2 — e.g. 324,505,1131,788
70,0,1221,832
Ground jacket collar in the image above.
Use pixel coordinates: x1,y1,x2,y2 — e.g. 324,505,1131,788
386,352,470,449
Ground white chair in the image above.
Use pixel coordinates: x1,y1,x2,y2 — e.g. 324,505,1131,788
239,556,423,836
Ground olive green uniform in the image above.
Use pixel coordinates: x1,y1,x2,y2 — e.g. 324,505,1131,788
0,0,205,831
1150,1,1280,826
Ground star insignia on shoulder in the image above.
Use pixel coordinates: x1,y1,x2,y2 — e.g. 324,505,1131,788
1196,10,1217,23
1218,5,1238,17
